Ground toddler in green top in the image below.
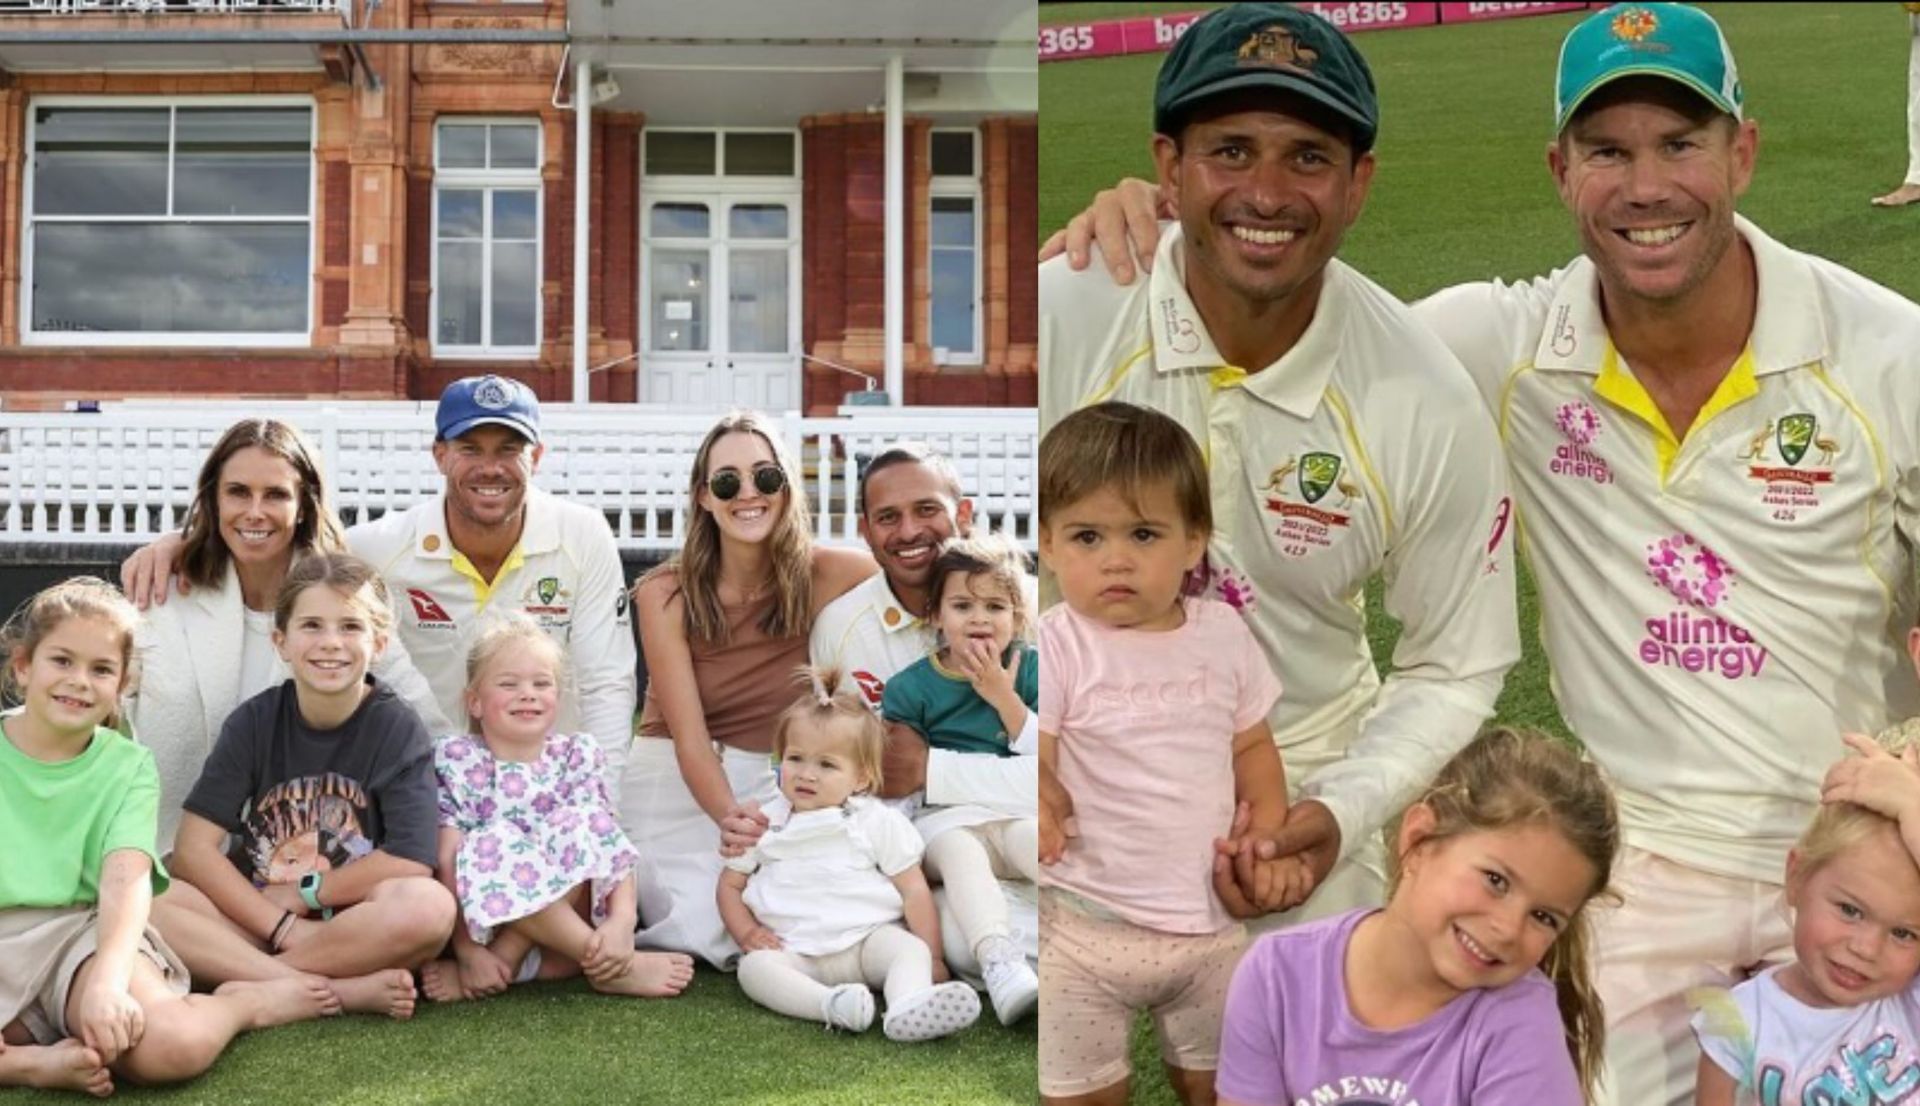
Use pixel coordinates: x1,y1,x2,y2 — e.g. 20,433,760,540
0,578,336,1096
881,534,1040,1026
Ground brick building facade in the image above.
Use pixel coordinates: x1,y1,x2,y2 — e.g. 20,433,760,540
0,0,1037,412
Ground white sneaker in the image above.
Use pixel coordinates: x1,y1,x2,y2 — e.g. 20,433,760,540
882,981,981,1042
981,956,1038,1025
820,983,875,1033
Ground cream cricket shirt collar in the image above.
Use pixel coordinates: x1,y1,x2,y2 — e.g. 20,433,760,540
421,486,561,603
1529,214,1827,378
417,486,562,559
1146,223,1347,418
876,574,922,633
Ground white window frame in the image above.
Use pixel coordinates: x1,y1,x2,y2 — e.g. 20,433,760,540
640,127,800,185
21,94,318,349
928,127,982,366
431,117,544,360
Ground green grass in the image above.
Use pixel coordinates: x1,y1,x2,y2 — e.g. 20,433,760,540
7,969,1035,1104
1042,3,1920,1100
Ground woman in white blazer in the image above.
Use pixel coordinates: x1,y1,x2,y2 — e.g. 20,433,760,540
127,418,453,851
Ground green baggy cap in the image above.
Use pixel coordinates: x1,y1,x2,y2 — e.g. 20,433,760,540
1154,3,1379,154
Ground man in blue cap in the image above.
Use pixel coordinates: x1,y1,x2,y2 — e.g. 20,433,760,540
1040,6,1520,1101
348,375,638,794
1051,5,1920,1102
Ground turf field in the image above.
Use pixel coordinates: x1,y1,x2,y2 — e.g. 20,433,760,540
1042,3,1920,1101
6,966,1036,1104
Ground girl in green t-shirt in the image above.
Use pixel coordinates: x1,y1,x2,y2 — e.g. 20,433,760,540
0,578,337,1096
880,535,1041,1026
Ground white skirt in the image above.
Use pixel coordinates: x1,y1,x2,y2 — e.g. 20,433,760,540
619,736,778,970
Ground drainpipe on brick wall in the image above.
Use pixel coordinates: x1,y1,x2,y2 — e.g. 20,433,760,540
573,55,592,404
884,53,904,407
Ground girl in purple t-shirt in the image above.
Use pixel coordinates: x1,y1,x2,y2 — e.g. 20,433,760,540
1216,728,1619,1106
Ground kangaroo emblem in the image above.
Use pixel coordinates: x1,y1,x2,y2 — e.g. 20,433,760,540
1263,458,1298,492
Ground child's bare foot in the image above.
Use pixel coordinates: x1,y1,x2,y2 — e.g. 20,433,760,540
0,1039,113,1097
1873,182,1920,207
214,975,341,1029
418,959,472,1004
329,969,418,1020
588,951,695,998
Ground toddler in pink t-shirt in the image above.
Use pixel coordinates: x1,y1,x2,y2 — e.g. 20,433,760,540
1036,402,1307,1106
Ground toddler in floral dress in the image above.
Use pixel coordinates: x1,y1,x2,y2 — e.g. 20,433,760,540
419,616,694,1002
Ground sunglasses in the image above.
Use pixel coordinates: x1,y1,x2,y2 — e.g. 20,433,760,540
708,465,787,501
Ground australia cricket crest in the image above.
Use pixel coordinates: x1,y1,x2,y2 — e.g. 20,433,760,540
1260,451,1360,559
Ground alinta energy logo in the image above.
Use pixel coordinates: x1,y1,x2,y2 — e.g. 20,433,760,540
1640,533,1768,680
1550,400,1613,485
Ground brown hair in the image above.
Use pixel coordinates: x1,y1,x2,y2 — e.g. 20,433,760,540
1385,727,1619,1101
925,532,1033,642
1,577,141,729
637,411,812,646
770,666,886,794
1038,402,1210,535
463,614,569,733
1791,720,1920,884
180,419,345,591
272,552,395,635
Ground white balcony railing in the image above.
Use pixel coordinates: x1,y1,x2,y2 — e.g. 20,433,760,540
0,403,1038,553
0,0,346,14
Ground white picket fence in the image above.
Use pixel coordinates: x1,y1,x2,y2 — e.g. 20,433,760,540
0,403,1038,552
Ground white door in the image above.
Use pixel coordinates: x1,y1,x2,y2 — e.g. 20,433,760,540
642,193,799,408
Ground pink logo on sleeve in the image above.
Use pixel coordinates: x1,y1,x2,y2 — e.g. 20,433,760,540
1638,533,1767,679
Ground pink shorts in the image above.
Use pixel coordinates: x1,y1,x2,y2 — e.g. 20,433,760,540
1039,890,1246,1097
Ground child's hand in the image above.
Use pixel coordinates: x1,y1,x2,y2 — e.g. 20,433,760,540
75,982,144,1064
456,942,514,998
1823,732,1920,821
957,639,1022,709
583,918,637,984
1258,855,1317,915
932,958,952,984
262,882,308,916
1039,768,1078,865
1212,802,1319,918
739,925,783,953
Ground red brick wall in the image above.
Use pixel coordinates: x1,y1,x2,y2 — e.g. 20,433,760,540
0,350,406,398
1007,121,1038,348
404,175,433,341
546,118,575,364
802,121,847,351
600,117,640,348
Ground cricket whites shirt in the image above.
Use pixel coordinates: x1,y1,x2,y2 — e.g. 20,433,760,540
1418,216,1920,882
1040,226,1520,864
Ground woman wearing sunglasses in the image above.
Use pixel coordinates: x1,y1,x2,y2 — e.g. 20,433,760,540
619,411,877,968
